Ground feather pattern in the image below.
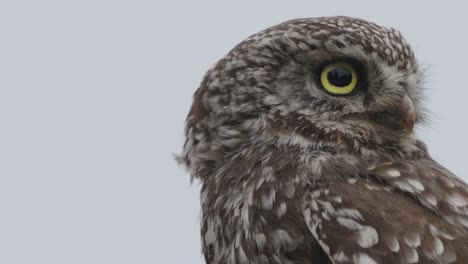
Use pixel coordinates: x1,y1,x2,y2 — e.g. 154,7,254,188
178,16,468,263
304,158,468,264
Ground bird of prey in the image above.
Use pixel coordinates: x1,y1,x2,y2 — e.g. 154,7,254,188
178,16,468,263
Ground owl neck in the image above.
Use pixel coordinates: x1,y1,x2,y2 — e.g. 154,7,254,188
260,131,427,160
256,114,429,160
180,115,428,182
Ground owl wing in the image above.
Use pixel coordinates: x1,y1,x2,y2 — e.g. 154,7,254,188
303,159,468,263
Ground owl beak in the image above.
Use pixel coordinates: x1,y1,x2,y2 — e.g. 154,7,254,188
401,95,415,134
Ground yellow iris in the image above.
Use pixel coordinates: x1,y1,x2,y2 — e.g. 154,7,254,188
320,62,358,95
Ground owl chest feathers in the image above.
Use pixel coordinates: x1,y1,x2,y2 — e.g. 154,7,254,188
198,141,468,263
199,144,337,263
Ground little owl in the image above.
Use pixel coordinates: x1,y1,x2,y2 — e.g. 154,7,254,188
178,16,468,263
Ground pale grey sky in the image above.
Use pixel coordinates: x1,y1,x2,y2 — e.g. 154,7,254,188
0,1,467,263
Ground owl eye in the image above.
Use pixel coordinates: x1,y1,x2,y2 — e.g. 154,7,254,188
320,62,358,95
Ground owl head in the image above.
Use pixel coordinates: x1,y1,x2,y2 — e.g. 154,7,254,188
180,16,428,178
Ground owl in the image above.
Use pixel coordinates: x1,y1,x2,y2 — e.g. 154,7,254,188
178,16,468,263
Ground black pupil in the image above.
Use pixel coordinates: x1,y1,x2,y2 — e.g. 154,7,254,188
327,67,352,87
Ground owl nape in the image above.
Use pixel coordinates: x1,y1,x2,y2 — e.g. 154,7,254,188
179,16,468,264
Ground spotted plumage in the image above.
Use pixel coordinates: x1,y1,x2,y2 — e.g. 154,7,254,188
178,16,468,263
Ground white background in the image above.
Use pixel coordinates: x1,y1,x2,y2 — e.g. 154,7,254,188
0,1,467,263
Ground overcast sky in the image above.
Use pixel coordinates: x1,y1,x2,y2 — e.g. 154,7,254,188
0,1,467,263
